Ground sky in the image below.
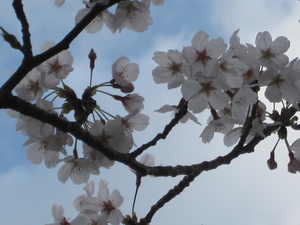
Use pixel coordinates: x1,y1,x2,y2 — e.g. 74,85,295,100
1,0,300,225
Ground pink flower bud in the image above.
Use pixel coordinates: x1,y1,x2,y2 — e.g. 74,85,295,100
88,48,97,70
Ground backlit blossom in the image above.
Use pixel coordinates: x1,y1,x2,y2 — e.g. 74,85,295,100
97,180,124,225
15,100,56,139
230,85,257,123
114,93,145,112
247,31,290,69
200,116,235,143
112,56,139,93
75,1,114,33
258,68,299,103
14,68,45,101
24,130,73,168
112,0,153,33
58,156,100,184
152,50,191,89
182,30,227,78
46,204,70,225
181,74,230,113
37,41,73,88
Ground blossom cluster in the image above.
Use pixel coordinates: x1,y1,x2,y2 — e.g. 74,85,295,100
56,0,164,34
5,0,300,224
8,44,150,186
152,30,300,172
46,180,124,225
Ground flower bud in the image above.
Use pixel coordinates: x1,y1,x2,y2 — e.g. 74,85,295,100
88,48,97,71
267,151,277,170
0,26,23,52
288,152,300,173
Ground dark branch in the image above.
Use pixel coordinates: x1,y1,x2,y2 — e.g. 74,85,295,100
130,101,188,158
12,0,32,57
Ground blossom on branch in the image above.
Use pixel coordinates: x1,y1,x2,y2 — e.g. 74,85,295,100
152,50,191,89
246,31,290,69
112,56,139,93
75,1,114,33
112,0,153,32
37,41,74,88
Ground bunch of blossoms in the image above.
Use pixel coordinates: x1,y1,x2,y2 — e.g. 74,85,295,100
46,180,123,225
46,155,155,225
71,0,164,34
7,43,149,185
152,29,300,171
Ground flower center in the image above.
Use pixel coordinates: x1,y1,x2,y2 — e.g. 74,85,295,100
102,200,115,214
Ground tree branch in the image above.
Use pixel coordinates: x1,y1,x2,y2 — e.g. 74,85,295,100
130,101,188,158
12,0,32,57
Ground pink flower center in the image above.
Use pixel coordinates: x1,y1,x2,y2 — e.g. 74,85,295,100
102,200,115,214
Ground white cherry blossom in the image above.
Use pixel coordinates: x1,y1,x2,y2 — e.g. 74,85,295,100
75,1,114,33
200,116,235,143
14,68,45,101
46,204,69,225
182,30,227,78
230,85,257,123
112,0,153,33
247,31,290,69
37,41,74,88
218,49,248,89
114,93,145,112
181,74,230,113
15,99,55,139
112,56,139,93
24,130,73,168
96,180,124,225
58,156,100,184
258,68,300,103
152,50,191,89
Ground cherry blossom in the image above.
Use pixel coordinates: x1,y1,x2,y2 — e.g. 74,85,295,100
258,68,300,103
218,49,248,89
112,56,139,93
75,1,114,33
83,120,132,169
14,68,45,101
152,50,191,89
112,0,153,33
24,130,73,168
113,93,145,112
37,41,74,88
200,116,235,143
246,31,290,69
182,30,227,78
58,156,100,184
15,100,56,139
46,204,70,225
230,85,258,123
181,74,230,113
96,180,124,225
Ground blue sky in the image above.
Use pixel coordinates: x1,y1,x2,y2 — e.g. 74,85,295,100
1,1,300,225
